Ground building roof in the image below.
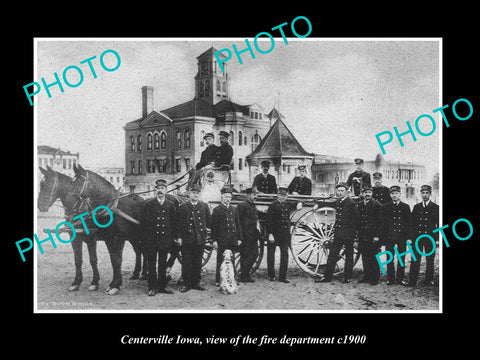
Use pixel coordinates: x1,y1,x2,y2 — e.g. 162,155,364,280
247,118,313,159
197,47,227,60
266,107,285,120
38,145,78,156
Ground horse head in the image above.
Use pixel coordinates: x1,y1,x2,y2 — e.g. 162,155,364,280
71,163,118,213
38,166,61,212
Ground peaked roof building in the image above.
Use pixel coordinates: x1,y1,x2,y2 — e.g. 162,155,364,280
247,116,314,187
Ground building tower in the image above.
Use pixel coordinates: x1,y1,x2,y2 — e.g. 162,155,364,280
194,47,229,105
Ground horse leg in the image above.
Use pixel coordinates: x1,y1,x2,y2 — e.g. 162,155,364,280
86,238,100,291
105,235,125,295
69,236,83,291
129,239,141,280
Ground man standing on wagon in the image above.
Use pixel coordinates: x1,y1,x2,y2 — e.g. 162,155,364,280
211,186,243,286
347,158,371,196
140,179,177,296
176,185,211,292
252,160,277,194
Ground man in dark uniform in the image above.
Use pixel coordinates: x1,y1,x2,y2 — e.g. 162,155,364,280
372,172,391,205
211,187,243,286
252,160,277,194
266,187,301,283
214,131,234,170
176,185,211,292
140,180,177,296
356,184,383,285
347,158,371,196
188,132,217,189
287,164,312,195
237,187,260,282
382,185,412,285
408,184,439,287
317,182,360,283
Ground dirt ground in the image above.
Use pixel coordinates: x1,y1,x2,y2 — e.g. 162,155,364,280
36,216,439,312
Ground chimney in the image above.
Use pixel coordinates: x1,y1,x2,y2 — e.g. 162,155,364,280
142,86,154,117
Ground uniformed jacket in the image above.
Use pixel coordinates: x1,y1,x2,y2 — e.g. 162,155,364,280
382,201,412,241
356,198,383,242
140,197,177,250
411,200,439,241
347,170,372,196
211,203,243,248
266,199,295,242
177,200,211,245
372,185,391,205
195,144,217,170
237,198,260,242
287,176,312,195
333,196,360,240
214,143,233,169
252,173,277,194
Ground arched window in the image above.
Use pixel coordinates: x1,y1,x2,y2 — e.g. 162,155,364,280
238,158,243,170
216,80,221,92
199,81,204,96
147,133,152,150
160,131,167,149
244,136,247,146
238,131,243,146
137,135,142,152
251,133,261,152
205,80,210,94
154,133,160,150
229,131,234,146
184,129,191,149
130,135,135,151
222,81,226,92
176,130,182,149
200,130,205,147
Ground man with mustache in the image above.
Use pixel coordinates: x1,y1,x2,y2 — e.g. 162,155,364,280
140,179,177,296
372,172,391,205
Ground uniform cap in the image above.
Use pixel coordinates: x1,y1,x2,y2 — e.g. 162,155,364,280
354,158,364,164
336,182,349,189
260,160,271,167
372,172,382,178
298,165,307,171
190,185,202,193
420,184,432,193
278,187,288,195
221,186,233,194
203,132,214,140
389,185,401,193
218,131,230,138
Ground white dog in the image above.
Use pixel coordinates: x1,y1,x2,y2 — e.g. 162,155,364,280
219,249,239,295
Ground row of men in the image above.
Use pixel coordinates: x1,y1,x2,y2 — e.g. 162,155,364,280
139,175,438,296
316,182,439,287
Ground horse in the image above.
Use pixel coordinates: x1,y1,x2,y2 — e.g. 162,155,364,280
37,165,146,293
68,164,149,294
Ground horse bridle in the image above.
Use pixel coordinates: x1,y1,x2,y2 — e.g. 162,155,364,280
70,171,93,213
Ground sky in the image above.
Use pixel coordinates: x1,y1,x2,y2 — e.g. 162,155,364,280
36,38,440,179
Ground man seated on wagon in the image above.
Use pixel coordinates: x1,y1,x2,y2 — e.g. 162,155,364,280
187,132,217,190
287,164,312,196
214,131,234,171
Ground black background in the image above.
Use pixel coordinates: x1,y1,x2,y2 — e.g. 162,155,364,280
6,5,478,355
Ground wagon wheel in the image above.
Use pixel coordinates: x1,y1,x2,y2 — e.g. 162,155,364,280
177,231,214,268
233,221,265,275
290,206,360,278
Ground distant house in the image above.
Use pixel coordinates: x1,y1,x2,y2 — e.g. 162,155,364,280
37,145,80,178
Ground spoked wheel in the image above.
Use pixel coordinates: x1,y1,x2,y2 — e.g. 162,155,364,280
290,206,359,278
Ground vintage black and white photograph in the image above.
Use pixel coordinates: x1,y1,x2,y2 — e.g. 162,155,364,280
34,38,441,312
